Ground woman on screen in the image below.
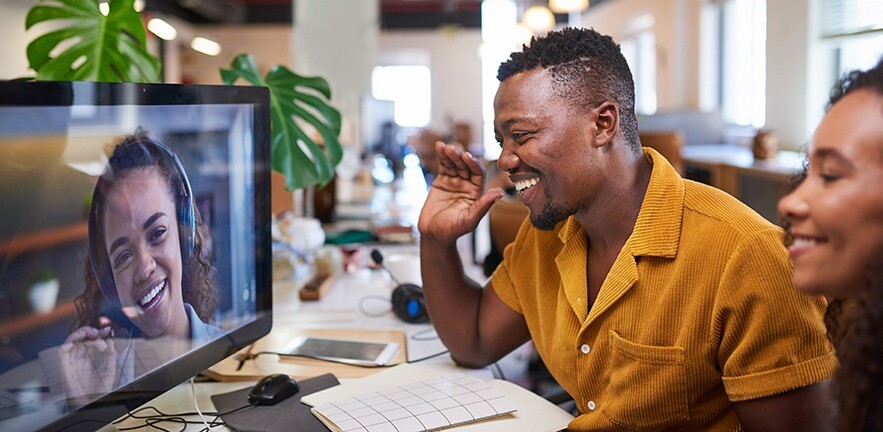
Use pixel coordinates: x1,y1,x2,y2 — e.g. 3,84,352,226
778,58,883,431
59,130,224,401
75,130,222,340
76,130,221,340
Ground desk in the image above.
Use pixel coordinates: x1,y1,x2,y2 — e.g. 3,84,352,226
682,144,805,222
105,243,501,432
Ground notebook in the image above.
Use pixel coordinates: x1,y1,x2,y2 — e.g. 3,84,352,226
304,363,573,432
312,374,516,432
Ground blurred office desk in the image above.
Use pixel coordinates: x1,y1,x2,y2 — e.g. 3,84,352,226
683,144,805,222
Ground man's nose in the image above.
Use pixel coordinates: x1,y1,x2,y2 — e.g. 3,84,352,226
497,143,520,174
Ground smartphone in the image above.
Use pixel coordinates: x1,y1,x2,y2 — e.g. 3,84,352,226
284,336,400,366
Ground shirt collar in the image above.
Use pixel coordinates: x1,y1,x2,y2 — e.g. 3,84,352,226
629,147,685,258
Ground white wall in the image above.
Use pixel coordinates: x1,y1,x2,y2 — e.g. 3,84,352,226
583,0,704,111
0,0,37,80
173,24,293,85
294,0,379,149
378,29,484,146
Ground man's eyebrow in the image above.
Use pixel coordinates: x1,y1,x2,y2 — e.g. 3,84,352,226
142,212,166,231
500,116,536,130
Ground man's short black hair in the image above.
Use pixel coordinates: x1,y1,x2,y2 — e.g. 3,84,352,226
497,27,639,150
827,56,883,111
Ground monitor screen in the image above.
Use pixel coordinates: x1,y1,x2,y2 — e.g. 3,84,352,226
0,81,272,431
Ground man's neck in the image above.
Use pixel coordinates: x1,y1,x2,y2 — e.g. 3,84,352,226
575,151,652,257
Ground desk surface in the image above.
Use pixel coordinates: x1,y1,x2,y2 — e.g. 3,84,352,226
106,240,497,432
682,144,805,176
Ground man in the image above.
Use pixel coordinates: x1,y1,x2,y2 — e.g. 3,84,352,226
417,28,836,431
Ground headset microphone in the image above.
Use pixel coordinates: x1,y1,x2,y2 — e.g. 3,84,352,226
370,249,429,324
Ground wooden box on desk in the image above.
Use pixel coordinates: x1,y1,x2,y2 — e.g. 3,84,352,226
204,328,407,381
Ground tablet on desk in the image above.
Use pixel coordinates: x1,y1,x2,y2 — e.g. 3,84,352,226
285,336,400,366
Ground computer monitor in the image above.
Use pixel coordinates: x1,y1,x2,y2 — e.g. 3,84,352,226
0,81,272,431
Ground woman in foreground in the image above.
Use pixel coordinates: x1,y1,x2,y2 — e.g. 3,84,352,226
779,58,883,431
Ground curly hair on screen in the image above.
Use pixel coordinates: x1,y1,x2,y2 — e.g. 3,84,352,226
74,131,218,333
497,27,640,151
821,57,883,432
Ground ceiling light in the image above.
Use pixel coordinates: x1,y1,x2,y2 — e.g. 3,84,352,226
549,0,589,13
134,0,146,12
523,6,555,33
191,37,222,56
147,18,177,41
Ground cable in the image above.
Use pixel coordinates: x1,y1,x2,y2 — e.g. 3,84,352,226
236,349,450,370
358,295,394,318
190,376,213,431
112,403,253,431
492,362,506,381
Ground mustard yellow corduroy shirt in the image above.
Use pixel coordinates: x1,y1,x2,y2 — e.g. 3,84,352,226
490,148,836,431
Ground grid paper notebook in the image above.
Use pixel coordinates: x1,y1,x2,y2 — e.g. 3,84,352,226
311,373,517,432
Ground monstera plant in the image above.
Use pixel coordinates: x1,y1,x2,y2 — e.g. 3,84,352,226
23,0,342,190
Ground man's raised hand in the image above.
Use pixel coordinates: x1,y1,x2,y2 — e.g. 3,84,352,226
418,141,503,243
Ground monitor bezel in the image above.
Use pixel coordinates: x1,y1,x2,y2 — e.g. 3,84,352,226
0,80,273,432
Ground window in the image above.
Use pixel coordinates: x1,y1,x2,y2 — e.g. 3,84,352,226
823,0,883,76
838,33,883,76
621,28,657,115
371,65,431,127
720,0,766,127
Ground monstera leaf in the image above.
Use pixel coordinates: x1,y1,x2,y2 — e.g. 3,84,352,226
25,0,160,82
222,54,343,190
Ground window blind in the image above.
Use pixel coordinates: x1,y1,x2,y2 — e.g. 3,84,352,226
822,0,883,39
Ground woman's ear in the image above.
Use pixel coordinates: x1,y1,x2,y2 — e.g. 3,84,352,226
591,101,620,148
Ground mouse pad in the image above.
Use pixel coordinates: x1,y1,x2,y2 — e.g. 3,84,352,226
212,373,339,432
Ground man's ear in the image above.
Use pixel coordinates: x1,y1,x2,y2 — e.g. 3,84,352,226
591,101,619,148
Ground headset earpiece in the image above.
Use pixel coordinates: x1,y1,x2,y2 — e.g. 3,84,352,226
370,249,429,324
391,283,429,324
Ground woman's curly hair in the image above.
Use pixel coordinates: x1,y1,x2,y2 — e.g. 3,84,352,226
74,131,218,334
825,258,883,432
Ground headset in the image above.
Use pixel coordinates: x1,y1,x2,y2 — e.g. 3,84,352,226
87,134,195,309
370,249,429,324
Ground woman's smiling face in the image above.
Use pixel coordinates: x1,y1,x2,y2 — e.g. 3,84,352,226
103,168,187,338
778,89,883,298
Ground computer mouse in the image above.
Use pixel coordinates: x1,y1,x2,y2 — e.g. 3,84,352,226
247,373,300,406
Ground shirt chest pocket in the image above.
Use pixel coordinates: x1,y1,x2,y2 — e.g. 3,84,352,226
602,330,690,431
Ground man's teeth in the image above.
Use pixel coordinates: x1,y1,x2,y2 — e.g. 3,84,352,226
792,237,821,248
139,280,166,306
515,177,539,193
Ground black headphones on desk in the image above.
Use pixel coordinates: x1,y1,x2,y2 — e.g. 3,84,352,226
370,249,429,324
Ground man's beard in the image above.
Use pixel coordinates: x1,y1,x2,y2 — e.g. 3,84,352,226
528,189,569,231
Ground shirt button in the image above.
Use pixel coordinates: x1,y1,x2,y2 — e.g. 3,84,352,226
580,344,591,354
587,400,596,411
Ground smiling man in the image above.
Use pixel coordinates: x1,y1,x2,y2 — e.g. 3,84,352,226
417,28,836,431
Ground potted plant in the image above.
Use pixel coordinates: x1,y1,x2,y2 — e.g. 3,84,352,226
23,0,342,191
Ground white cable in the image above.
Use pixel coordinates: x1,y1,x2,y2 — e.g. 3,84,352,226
190,376,214,431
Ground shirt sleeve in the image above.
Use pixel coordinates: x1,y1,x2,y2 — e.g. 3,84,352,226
714,228,837,401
